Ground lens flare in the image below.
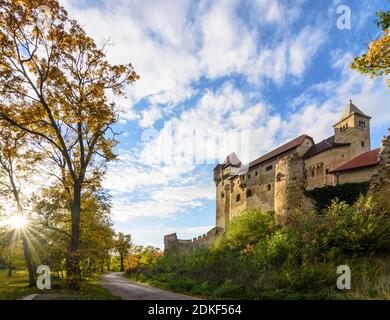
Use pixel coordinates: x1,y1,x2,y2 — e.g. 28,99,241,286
6,216,28,229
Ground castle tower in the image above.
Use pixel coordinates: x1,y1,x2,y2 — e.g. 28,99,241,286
333,100,371,159
274,153,313,224
214,153,241,230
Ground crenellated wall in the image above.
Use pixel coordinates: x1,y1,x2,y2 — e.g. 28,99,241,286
164,227,224,252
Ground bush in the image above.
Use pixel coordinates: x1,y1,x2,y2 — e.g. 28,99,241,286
319,197,390,253
213,209,276,253
127,197,390,299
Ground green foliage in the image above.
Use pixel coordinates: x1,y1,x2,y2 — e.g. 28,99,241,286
127,196,390,299
376,1,390,31
319,197,390,253
305,182,370,211
350,3,390,87
213,209,276,252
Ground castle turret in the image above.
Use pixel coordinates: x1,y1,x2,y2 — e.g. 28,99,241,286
274,153,314,224
333,100,371,159
214,153,241,230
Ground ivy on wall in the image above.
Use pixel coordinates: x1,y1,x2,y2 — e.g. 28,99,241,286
305,182,370,212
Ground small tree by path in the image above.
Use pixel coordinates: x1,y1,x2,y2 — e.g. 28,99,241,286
114,233,132,272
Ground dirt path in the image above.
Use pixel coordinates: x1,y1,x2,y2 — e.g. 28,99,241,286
100,272,197,300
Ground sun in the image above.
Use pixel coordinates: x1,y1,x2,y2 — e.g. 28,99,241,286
6,215,28,230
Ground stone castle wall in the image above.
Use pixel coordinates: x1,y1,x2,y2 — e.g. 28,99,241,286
164,227,224,253
369,129,390,212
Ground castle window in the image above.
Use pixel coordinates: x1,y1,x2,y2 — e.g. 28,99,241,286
246,189,253,198
361,141,365,147
221,192,225,199
266,165,273,172
267,184,272,191
255,171,258,176
359,120,366,129
340,127,343,133
311,170,315,177
248,174,251,179
325,169,329,175
236,194,241,202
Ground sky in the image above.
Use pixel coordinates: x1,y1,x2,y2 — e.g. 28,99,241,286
61,0,390,249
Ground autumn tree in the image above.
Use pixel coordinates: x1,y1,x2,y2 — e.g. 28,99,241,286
33,181,116,280
351,2,390,86
0,0,138,290
114,232,132,272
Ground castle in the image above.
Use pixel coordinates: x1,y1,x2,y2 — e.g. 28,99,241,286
165,101,384,251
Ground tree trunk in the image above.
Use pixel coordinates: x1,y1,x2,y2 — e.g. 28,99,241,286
66,182,82,291
120,256,124,272
7,259,12,277
10,179,35,287
106,257,111,272
22,235,36,287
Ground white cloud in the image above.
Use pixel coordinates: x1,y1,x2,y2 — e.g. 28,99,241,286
62,0,322,128
139,106,163,128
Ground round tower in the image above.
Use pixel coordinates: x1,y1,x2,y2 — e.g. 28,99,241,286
274,153,314,224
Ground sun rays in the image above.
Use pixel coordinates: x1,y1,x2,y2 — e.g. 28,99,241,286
0,213,45,263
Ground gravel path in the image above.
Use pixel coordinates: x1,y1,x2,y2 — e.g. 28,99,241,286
100,272,197,300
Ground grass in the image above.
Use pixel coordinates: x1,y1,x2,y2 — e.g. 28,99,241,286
0,269,120,300
125,273,204,299
126,272,331,300
0,270,41,300
126,255,390,300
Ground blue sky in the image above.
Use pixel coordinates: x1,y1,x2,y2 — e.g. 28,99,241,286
62,0,390,248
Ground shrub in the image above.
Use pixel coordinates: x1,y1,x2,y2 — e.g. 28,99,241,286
127,197,390,299
213,209,276,253
320,196,390,253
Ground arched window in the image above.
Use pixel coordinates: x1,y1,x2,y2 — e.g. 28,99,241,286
236,194,241,202
267,184,272,191
246,189,253,198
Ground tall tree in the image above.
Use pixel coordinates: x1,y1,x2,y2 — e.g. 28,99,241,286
351,2,390,87
0,1,138,290
114,232,132,272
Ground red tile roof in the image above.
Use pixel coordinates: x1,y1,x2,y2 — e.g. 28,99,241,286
249,134,312,168
330,149,380,173
303,135,350,159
